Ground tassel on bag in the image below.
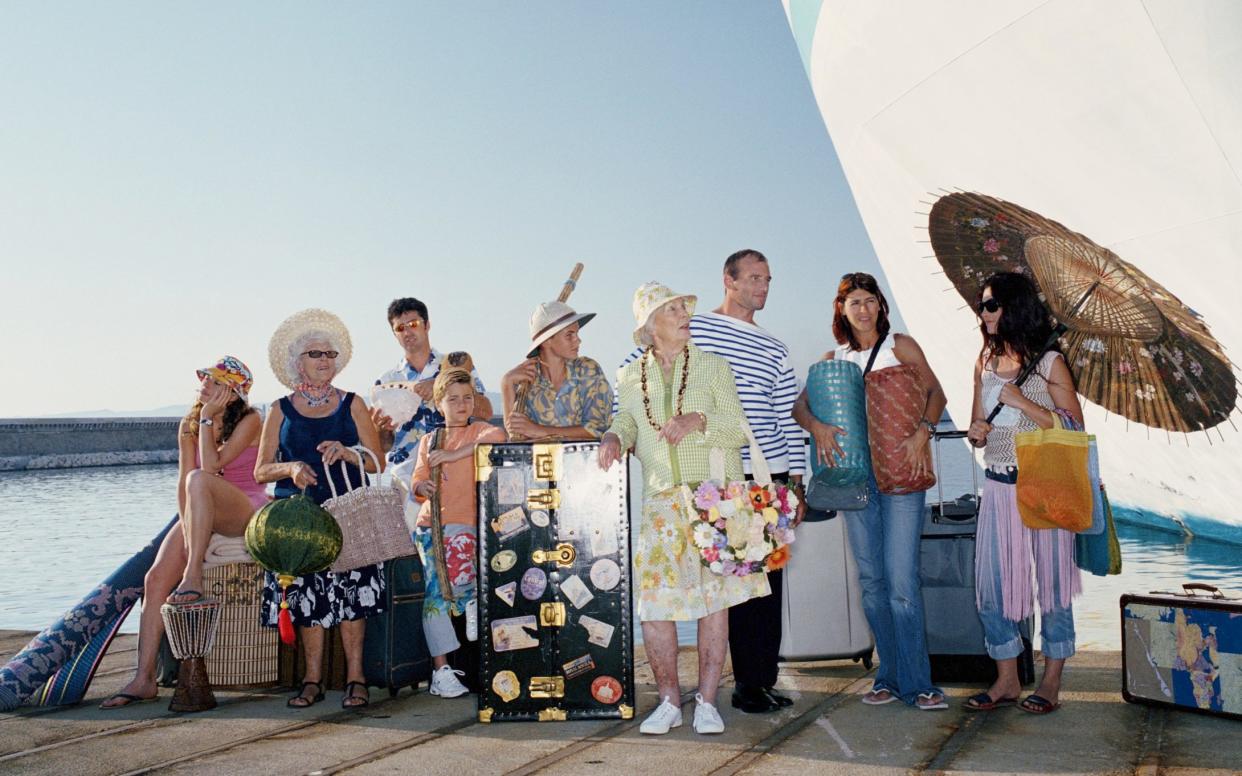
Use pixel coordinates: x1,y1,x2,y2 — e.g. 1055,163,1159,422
277,576,296,645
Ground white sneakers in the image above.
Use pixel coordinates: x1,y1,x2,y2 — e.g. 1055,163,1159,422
639,697,683,734
429,665,469,698
639,694,725,735
693,693,725,734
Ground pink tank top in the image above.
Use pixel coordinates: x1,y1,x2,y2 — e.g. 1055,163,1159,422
197,445,269,507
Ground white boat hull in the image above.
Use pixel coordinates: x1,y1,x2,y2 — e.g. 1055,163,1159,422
783,0,1242,543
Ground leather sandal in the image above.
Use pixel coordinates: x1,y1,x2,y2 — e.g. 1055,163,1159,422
287,681,325,708
964,691,1018,711
342,680,370,709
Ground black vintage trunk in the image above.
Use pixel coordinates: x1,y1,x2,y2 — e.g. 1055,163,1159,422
475,442,635,723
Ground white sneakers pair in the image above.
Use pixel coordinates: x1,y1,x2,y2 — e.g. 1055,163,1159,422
639,693,724,735
429,665,469,698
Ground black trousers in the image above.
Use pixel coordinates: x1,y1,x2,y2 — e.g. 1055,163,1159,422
728,471,789,688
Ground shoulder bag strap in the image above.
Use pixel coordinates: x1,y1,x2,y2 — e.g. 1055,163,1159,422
863,333,886,376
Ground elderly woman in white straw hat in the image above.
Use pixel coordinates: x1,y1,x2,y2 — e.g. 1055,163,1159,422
500,300,612,440
598,282,770,736
254,308,386,710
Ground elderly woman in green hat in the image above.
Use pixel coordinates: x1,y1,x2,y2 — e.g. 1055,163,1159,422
500,300,612,440
599,282,770,736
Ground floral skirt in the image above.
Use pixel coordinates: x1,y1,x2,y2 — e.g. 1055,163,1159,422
635,487,770,622
261,563,385,629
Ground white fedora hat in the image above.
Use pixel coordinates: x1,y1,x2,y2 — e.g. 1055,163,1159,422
527,301,596,358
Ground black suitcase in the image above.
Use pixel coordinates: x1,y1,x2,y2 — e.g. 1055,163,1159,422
922,431,1034,685
363,554,433,696
1121,583,1242,719
475,442,635,722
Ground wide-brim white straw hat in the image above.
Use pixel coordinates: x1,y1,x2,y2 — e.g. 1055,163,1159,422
527,300,596,358
631,282,697,345
267,308,353,390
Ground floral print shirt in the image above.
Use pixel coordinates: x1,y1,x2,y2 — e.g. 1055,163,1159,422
520,357,613,437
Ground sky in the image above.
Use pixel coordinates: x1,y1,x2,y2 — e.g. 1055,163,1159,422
0,2,892,417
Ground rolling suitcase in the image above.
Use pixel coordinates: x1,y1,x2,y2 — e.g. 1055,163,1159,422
778,511,873,666
922,430,1034,685
1121,583,1242,719
363,554,432,696
476,442,635,722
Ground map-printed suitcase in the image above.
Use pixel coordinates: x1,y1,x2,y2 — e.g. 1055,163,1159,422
476,441,635,722
1121,583,1242,720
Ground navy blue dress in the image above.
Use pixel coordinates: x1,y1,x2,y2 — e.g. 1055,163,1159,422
260,392,386,628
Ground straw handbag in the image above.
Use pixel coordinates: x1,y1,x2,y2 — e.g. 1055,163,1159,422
324,446,415,572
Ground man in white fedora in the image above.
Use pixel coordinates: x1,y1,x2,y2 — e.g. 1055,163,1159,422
500,300,612,440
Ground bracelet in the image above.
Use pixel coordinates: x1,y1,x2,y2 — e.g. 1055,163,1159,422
198,417,214,426
696,411,707,429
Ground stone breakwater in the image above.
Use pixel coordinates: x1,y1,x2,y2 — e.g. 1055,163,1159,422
0,418,179,471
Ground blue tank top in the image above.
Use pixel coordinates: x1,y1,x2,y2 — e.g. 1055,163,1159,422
274,392,362,505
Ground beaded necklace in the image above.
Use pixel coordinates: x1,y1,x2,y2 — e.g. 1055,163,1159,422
295,382,336,408
639,345,689,431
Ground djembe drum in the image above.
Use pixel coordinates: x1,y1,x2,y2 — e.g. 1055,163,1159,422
160,597,223,712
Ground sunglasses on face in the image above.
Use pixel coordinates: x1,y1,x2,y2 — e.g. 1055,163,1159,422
302,350,340,359
393,319,425,333
977,298,1001,314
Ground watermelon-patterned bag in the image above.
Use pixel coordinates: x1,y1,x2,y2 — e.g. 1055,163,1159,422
864,365,936,495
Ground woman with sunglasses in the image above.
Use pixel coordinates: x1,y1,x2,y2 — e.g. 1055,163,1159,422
964,272,1083,715
255,308,386,710
792,272,948,711
101,356,267,709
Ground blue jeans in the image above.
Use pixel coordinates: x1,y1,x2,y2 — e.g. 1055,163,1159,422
843,477,940,704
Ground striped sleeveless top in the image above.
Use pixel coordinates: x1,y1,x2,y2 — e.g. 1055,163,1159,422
981,351,1061,468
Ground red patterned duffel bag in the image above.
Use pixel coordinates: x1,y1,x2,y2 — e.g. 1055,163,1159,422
865,365,936,495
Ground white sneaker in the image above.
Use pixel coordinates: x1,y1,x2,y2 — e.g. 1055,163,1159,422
429,665,469,698
639,697,683,734
693,693,725,734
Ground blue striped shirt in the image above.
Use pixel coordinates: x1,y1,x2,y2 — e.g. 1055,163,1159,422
618,312,805,476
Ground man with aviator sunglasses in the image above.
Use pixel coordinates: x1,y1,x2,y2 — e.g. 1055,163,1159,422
372,297,492,478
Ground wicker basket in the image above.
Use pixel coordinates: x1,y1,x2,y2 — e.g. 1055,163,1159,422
202,562,279,688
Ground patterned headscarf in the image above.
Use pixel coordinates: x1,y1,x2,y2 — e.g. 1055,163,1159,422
196,355,254,400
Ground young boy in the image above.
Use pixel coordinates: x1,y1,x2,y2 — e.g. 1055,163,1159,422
410,368,506,697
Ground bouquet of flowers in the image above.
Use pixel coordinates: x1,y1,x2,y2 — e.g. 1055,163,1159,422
688,479,799,577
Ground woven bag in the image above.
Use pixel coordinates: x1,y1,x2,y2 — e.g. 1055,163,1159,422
325,446,415,572
864,365,936,495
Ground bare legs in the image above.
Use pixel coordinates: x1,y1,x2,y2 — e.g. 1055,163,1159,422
641,609,729,705
169,470,257,602
100,525,186,706
289,620,368,707
984,657,1022,704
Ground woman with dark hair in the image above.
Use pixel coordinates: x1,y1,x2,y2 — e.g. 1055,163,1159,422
101,356,267,708
964,272,1082,715
793,272,948,710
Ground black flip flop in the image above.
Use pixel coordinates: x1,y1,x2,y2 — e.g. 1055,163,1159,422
1019,694,1061,715
963,692,1018,711
166,588,204,605
100,692,158,710
342,680,370,709
287,681,325,708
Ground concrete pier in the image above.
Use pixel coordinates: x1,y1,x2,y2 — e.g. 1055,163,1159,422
0,418,178,471
1,630,1236,775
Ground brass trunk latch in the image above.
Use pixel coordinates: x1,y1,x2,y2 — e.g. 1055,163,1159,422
539,601,567,627
528,676,566,698
531,543,576,567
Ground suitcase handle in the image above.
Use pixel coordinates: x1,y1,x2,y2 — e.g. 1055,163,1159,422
1182,582,1224,598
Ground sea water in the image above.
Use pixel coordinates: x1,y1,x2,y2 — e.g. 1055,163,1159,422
2,462,1240,650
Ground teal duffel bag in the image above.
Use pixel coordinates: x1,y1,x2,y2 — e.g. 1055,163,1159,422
804,359,872,511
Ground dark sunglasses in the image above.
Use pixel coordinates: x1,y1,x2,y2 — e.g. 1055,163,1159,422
977,298,1001,313
302,350,340,359
393,319,425,333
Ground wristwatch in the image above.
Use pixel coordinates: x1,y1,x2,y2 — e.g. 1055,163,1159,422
198,418,214,426
920,418,936,435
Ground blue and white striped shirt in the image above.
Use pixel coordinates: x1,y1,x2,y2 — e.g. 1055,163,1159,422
619,312,805,476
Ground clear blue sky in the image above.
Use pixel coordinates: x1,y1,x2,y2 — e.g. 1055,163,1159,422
1,2,890,416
